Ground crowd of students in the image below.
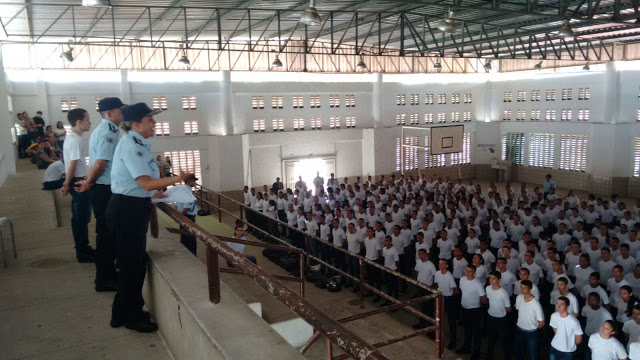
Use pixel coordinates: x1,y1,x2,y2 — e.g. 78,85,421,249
243,172,640,360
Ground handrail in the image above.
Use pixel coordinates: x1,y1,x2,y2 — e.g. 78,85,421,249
155,202,391,360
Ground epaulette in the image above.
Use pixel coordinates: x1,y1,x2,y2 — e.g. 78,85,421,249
108,123,117,133
134,137,144,146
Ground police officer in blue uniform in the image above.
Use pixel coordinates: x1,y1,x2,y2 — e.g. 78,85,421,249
176,175,198,256
106,103,193,332
77,97,126,292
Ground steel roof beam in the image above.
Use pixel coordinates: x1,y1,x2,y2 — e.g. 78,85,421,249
133,0,187,40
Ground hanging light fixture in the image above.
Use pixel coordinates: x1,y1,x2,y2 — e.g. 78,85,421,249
534,61,543,70
82,0,111,7
300,0,321,26
433,59,442,73
356,57,367,71
484,60,492,72
60,41,74,62
583,63,590,71
557,20,574,39
271,51,283,68
178,44,190,66
437,9,457,33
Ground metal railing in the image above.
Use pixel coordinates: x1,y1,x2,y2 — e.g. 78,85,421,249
0,217,17,268
191,185,445,359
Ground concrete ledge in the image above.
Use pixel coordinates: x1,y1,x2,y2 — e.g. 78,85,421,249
143,230,305,360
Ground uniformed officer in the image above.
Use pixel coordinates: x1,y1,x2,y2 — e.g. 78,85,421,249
106,102,193,333
176,175,198,256
77,97,126,292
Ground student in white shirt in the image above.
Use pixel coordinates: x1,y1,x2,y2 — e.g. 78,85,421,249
514,280,545,360
583,292,614,341
452,246,468,281
433,259,459,349
381,236,400,306
575,254,596,290
589,320,628,360
550,277,580,318
580,272,611,309
515,268,541,300
362,227,382,300
496,257,517,297
618,244,638,276
437,230,454,261
456,265,486,359
624,305,640,353
464,228,480,262
485,271,512,360
345,223,361,290
413,249,437,328
609,265,631,305
550,296,583,359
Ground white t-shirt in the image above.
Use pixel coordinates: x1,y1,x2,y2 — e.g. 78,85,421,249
42,160,65,182
382,246,399,270
465,237,480,254
499,270,517,296
390,233,409,255
63,131,88,177
332,227,346,247
588,334,628,360
459,277,485,309
630,342,640,360
575,266,595,290
346,232,361,253
580,285,610,305
437,239,454,260
581,306,613,336
550,312,583,352
486,286,510,318
415,260,436,286
608,278,630,305
624,320,640,352
434,271,457,296
550,291,580,317
363,237,381,260
452,257,468,279
515,295,544,330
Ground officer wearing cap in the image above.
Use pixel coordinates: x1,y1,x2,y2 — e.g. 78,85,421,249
106,102,193,333
77,97,126,293
176,174,199,256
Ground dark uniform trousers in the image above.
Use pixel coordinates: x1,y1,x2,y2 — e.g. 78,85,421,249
70,178,92,257
487,314,512,360
181,214,197,256
107,194,151,324
92,184,117,284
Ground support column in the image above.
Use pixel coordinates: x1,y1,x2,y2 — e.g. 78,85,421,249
603,61,620,124
34,70,51,125
372,72,383,128
119,69,131,104
0,42,17,185
220,70,234,135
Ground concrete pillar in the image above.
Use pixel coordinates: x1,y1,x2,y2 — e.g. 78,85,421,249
372,72,383,128
34,71,51,126
603,61,619,124
0,42,17,186
220,70,234,135
119,69,131,104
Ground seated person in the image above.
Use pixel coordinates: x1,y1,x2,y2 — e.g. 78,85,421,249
36,141,58,169
41,160,65,190
227,225,257,266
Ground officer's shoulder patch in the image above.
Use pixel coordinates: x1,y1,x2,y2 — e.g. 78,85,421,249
106,137,114,143
133,137,143,146
108,123,117,133
136,151,143,157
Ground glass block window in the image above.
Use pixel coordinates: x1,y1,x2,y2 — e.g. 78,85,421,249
528,133,555,168
330,116,340,129
293,96,304,108
345,95,355,107
184,121,199,135
503,92,513,102
578,88,590,100
156,122,170,136
61,97,75,112
561,109,572,121
310,95,321,108
516,110,526,121
561,89,573,101
438,94,447,104
293,118,304,130
545,109,556,121
272,96,283,109
329,95,340,108
560,135,588,172
577,109,590,121
410,94,420,105
409,113,419,125
251,96,264,109
530,109,541,121
310,117,321,129
464,93,472,103
437,112,446,123
451,112,460,122
452,93,460,104
396,114,406,125
404,136,419,170
517,91,527,102
272,119,284,131
451,133,471,165
501,132,525,165
634,138,640,177
253,119,266,132
531,90,541,101
463,111,471,122
546,89,557,101
95,97,103,111
345,116,356,128
397,94,406,106
182,96,197,110
425,94,434,105
425,113,434,123
164,150,202,182
425,135,446,168
503,110,512,121
153,96,168,110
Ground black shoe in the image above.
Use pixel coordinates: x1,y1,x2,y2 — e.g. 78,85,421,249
77,254,95,263
455,347,470,355
111,311,150,328
412,321,427,330
125,318,158,333
95,281,118,292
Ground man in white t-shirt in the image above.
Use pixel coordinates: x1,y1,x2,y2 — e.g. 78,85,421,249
485,271,512,360
42,159,65,190
381,236,400,307
433,258,459,349
362,227,382,300
61,108,94,262
456,265,486,359
514,280,545,360
550,296,583,358
413,249,436,329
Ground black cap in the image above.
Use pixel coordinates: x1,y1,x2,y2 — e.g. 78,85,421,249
185,174,198,182
122,102,161,123
97,97,126,112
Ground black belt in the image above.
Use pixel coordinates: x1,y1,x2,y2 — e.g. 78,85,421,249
111,193,151,203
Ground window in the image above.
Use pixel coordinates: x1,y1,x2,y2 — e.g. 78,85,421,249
516,110,526,121
425,135,446,168
395,138,402,171
164,150,202,182
531,90,541,102
438,94,446,104
61,97,78,112
153,96,168,110
546,89,557,101
437,112,446,123
578,88,590,100
530,109,541,121
425,94,434,105
561,109,572,121
253,119,266,132
404,136,419,170
409,113,419,125
578,109,590,121
345,116,356,128
310,117,321,129
424,113,433,123
637,109,640,122
156,122,170,136
410,94,420,105
528,133,555,168
293,118,304,130
503,110,512,121
396,114,406,125
451,112,460,122
345,95,356,107
545,109,556,121
501,132,525,165
95,97,103,111
182,96,197,110
451,133,471,165
634,138,640,177
517,91,527,102
272,119,284,131
272,96,283,109
397,94,406,106
184,121,199,135
560,135,588,172
293,96,304,108
310,95,321,108
452,93,460,104
463,111,471,122
330,116,340,129
329,95,340,108
503,92,513,102
251,96,264,109
464,93,472,104
561,89,573,101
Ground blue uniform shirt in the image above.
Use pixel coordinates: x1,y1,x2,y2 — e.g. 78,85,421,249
110,130,159,198
89,119,120,185
176,186,198,216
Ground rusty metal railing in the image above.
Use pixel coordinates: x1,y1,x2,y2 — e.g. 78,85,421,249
191,185,445,359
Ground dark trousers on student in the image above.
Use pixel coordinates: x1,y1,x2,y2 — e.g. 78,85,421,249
383,271,399,299
70,179,92,257
550,346,574,360
444,295,457,346
487,315,511,360
92,184,117,285
42,178,64,190
106,194,151,324
515,327,540,360
461,307,482,357
180,214,197,256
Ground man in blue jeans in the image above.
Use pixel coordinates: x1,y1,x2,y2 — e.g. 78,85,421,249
61,108,94,263
514,279,546,360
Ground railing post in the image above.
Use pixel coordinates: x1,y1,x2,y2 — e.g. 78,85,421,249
217,193,222,222
206,246,221,304
326,338,333,360
359,258,365,309
435,293,444,358
240,203,244,221
300,252,305,297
